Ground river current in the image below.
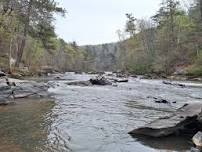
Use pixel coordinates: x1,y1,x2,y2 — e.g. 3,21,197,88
0,73,202,152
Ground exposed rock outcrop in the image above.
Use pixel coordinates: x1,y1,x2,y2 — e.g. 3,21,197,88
129,103,202,138
0,78,50,105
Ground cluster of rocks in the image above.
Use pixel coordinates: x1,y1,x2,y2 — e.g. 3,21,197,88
0,73,50,105
66,75,129,87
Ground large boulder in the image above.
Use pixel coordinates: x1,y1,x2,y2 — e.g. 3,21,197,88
89,78,112,85
129,103,202,138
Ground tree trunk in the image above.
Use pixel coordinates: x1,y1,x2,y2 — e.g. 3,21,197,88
15,0,32,67
200,0,202,22
15,37,26,67
9,37,13,73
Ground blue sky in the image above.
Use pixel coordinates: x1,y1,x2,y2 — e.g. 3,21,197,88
55,0,162,45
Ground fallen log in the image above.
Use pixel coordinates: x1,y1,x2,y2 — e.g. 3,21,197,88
129,103,202,138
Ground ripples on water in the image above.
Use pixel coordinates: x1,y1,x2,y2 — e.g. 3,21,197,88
1,73,202,152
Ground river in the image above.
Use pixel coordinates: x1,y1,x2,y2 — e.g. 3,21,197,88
0,73,202,152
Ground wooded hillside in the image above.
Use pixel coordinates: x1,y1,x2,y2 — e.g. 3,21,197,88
0,0,202,77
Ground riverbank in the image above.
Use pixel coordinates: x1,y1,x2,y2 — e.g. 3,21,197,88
0,76,52,106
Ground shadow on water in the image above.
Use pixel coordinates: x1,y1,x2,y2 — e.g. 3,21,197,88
0,99,61,152
130,134,193,151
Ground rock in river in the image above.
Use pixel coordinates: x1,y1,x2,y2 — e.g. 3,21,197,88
0,78,50,105
155,99,170,104
129,103,202,138
0,71,6,77
90,77,112,85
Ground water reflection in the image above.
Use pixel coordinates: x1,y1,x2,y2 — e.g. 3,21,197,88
131,134,192,151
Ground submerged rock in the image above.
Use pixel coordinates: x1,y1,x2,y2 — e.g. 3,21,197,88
129,103,202,138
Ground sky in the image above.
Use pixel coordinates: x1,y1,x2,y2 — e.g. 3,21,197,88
55,0,162,45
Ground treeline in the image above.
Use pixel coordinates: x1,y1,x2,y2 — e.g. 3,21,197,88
1,0,202,76
0,0,91,73
117,0,202,76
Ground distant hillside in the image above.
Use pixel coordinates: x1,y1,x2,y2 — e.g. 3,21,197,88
82,42,122,71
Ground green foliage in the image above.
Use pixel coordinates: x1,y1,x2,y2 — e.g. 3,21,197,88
187,66,202,76
0,0,202,76
188,51,202,77
125,13,136,38
118,0,202,76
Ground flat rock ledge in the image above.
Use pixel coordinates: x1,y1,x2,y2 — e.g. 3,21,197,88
129,103,202,138
0,78,50,105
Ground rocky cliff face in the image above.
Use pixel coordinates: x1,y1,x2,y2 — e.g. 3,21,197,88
82,42,121,71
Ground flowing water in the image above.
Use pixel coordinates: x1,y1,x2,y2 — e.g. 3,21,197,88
0,73,202,152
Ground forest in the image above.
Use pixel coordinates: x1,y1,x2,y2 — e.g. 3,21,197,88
0,0,202,77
